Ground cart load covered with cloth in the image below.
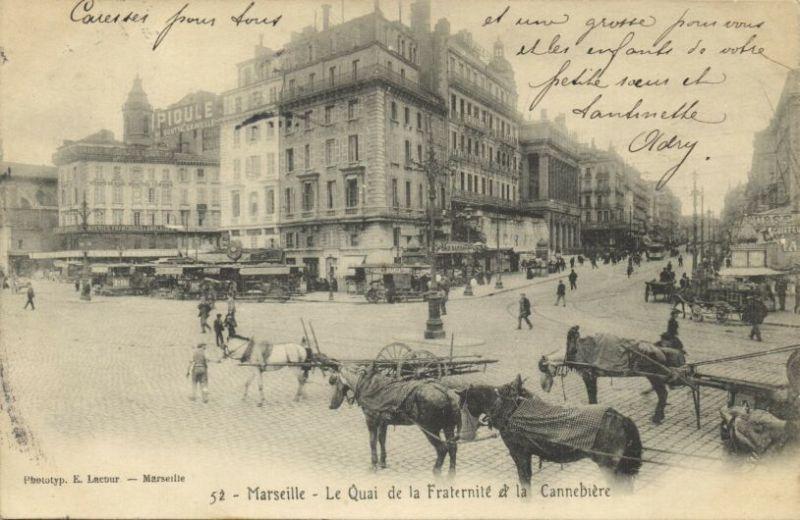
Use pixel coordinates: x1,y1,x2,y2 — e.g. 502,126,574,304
567,333,686,375
506,394,611,453
354,368,445,416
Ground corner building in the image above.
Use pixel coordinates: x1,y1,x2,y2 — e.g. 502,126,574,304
275,5,448,280
219,43,284,250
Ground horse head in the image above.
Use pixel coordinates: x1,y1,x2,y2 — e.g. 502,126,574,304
455,385,497,427
328,364,361,410
720,404,788,456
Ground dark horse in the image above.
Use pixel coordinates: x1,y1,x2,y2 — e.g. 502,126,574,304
457,375,642,492
329,364,461,475
539,326,686,424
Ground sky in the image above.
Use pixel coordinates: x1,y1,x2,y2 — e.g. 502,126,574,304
1,0,798,215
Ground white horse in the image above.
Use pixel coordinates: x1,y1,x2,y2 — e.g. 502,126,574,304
225,337,313,405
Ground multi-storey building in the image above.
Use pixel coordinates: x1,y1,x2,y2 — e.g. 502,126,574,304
0,162,59,275
273,4,448,281
219,42,283,250
579,143,635,249
648,182,682,245
519,112,581,253
419,14,540,265
746,69,800,213
50,78,221,261
153,90,222,157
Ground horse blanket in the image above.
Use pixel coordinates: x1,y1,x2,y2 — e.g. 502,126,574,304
507,394,609,452
569,334,685,374
354,369,439,415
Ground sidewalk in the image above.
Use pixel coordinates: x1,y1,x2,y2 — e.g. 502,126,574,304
294,269,571,304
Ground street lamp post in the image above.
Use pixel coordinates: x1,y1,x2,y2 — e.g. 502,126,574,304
494,215,504,289
425,181,445,339
76,194,92,301
463,208,473,297
327,255,335,301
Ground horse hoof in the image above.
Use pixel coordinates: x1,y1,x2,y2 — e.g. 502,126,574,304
379,462,387,469
651,415,664,425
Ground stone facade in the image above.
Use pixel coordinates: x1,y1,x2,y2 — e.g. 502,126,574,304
51,79,221,260
219,43,283,250
519,113,581,254
746,69,800,212
0,162,58,275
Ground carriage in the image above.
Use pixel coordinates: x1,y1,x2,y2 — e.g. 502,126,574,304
357,264,431,303
644,280,676,302
687,299,742,324
538,327,800,430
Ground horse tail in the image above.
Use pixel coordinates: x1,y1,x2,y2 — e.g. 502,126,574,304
616,413,642,476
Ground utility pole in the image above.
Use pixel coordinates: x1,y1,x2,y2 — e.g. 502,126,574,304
700,186,705,264
79,194,91,301
494,215,504,289
691,171,699,274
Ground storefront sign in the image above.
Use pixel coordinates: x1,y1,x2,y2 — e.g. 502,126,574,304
155,98,216,137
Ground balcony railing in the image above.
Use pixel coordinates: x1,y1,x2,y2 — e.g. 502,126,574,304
280,64,442,108
449,73,517,120
451,189,517,209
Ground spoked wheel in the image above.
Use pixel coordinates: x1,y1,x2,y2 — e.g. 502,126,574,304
375,342,414,378
404,349,444,379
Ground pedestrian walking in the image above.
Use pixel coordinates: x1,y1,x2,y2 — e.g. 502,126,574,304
776,277,788,311
213,313,226,351
570,257,575,269
198,299,212,333
627,263,634,278
187,343,209,403
678,254,683,267
795,277,800,314
439,278,450,316
227,294,237,322
743,296,768,342
24,285,35,310
568,269,578,290
224,312,245,341
517,293,532,330
555,280,566,306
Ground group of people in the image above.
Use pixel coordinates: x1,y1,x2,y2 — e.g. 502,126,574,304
516,267,580,329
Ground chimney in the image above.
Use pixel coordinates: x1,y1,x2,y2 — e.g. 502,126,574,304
410,0,430,33
322,4,331,30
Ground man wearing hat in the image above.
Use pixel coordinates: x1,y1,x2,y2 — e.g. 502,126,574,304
664,309,681,346
743,296,768,342
187,343,209,403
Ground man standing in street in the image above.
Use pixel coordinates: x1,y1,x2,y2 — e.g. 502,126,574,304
517,293,532,330
627,263,634,278
213,313,226,352
555,280,566,307
439,277,450,316
776,277,788,311
24,285,35,310
187,343,209,403
743,296,768,342
570,257,575,269
198,298,212,333
678,254,683,268
568,269,578,290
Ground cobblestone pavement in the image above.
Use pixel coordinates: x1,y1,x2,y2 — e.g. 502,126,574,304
1,259,798,494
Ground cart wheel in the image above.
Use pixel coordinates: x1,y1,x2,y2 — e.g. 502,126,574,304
375,342,414,377
406,349,443,379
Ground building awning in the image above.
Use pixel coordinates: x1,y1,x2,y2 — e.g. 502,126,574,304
156,266,183,275
718,267,784,278
91,265,109,274
240,266,290,276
